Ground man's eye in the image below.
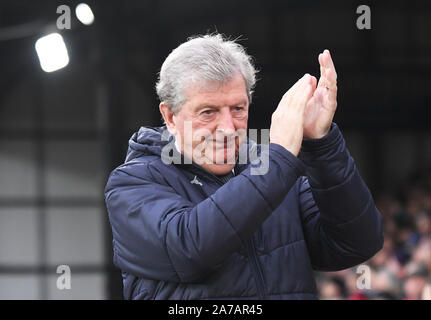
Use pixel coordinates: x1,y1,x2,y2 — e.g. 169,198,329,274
234,106,243,111
202,110,213,115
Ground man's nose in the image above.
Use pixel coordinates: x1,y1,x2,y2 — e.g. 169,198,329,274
216,109,236,135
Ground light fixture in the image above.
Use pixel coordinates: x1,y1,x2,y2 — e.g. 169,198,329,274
35,33,69,72
75,3,94,25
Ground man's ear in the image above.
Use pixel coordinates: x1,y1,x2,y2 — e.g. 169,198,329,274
159,102,177,135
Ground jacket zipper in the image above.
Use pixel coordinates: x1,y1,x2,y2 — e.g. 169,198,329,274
247,237,266,300
189,164,230,186
189,164,267,299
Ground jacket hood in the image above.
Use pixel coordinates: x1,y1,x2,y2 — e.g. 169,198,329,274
126,126,171,162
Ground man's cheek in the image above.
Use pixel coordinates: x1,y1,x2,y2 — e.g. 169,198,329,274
237,127,248,145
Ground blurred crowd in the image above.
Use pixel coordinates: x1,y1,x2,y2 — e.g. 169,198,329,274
315,168,431,300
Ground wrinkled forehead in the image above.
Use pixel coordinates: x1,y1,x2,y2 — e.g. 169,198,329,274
184,74,249,107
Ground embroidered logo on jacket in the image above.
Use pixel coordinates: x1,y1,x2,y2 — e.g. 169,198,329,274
190,176,203,186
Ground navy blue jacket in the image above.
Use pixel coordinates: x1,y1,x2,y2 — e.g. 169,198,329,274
104,123,383,299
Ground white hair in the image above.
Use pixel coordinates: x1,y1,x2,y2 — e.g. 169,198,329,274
156,33,258,114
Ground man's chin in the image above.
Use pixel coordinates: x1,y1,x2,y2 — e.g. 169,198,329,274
201,163,235,176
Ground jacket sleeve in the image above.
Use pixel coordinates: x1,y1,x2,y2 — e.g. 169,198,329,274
298,123,384,271
105,144,305,283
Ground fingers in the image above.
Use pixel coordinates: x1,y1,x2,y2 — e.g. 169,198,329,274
301,75,315,101
287,73,311,95
310,75,317,91
290,74,314,109
317,54,326,88
281,74,312,106
317,50,337,91
271,74,314,156
322,49,336,72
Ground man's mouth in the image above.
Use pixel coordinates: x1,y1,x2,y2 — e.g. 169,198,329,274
213,139,235,149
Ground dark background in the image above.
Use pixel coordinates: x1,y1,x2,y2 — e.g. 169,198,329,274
0,0,430,299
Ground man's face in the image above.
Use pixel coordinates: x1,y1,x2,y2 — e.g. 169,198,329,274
170,73,249,175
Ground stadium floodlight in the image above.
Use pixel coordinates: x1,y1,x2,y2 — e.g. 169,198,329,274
75,3,94,25
35,33,69,72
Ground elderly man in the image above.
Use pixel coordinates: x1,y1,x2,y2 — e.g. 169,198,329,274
105,34,383,300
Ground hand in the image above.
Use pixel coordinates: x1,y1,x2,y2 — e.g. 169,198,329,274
270,74,314,156
303,50,338,139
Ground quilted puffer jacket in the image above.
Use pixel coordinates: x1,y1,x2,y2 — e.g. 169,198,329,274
104,123,383,299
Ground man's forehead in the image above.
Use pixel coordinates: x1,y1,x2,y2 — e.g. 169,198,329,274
185,76,249,107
